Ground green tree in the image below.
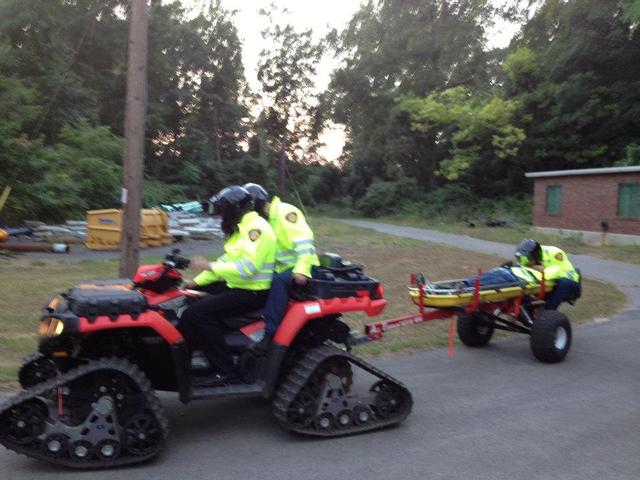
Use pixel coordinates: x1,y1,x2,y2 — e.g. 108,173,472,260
507,0,640,173
256,6,325,196
167,1,250,196
398,87,525,192
325,0,504,197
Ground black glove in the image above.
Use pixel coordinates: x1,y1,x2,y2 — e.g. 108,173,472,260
500,260,514,268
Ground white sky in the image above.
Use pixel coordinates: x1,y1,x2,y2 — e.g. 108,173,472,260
181,0,522,161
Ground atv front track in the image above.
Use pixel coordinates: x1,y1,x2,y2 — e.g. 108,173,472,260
273,345,412,436
0,357,168,469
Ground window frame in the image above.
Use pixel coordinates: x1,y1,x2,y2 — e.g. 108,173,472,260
617,183,639,219
545,185,563,216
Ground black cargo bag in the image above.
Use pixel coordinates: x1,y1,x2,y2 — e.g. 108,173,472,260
66,281,147,321
293,253,381,300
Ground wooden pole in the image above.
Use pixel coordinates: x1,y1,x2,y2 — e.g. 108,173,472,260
119,0,149,278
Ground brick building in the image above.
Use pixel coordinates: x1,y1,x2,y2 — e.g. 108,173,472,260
526,166,640,246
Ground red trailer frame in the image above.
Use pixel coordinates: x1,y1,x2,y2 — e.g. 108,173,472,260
361,271,547,353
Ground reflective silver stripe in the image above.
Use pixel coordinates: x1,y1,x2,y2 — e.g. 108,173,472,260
276,259,296,267
261,262,275,270
295,248,316,256
293,239,314,247
234,261,251,279
240,259,258,275
253,273,273,281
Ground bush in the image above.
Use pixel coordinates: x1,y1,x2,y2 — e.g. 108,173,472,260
143,181,190,207
398,185,532,224
2,122,123,224
356,176,420,217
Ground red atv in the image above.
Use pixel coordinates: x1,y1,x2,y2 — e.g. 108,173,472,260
0,250,412,468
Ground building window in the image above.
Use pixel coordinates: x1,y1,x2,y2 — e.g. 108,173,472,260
545,185,562,215
618,183,639,218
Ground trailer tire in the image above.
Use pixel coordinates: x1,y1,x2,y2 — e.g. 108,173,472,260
457,313,494,347
530,310,571,363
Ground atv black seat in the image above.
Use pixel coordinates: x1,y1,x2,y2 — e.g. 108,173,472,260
66,284,147,321
222,309,263,330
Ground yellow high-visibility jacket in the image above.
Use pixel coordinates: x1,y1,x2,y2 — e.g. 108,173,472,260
194,211,276,290
539,245,580,282
517,245,579,283
268,196,319,277
510,265,544,285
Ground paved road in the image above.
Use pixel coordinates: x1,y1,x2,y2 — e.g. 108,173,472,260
1,220,639,478
344,219,640,307
1,312,638,480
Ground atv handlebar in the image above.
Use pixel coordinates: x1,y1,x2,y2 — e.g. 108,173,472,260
164,249,190,270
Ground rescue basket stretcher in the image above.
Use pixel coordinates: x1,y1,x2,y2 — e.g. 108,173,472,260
408,276,554,309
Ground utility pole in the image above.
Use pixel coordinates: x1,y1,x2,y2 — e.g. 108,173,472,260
119,0,149,278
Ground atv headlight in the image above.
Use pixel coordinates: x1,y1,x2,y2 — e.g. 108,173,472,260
39,317,64,338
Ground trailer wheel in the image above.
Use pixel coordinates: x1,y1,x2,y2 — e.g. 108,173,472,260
530,310,572,363
457,313,494,347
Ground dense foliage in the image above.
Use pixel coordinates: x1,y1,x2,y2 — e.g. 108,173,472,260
1,0,639,223
322,0,640,215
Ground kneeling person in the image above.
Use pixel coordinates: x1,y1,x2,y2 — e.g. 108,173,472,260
182,186,276,385
243,183,319,350
514,239,580,310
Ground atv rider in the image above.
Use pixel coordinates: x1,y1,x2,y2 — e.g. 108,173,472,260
182,186,276,385
514,239,580,310
243,183,320,351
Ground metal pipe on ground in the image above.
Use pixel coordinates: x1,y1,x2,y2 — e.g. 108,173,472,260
1,242,69,253
4,227,34,237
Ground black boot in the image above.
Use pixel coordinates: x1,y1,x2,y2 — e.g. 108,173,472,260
250,333,273,355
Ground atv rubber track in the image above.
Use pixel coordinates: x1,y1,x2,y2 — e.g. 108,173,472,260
273,345,412,436
0,357,168,469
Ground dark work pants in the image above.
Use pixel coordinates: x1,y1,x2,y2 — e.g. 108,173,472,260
545,278,580,310
262,269,293,336
181,282,269,376
465,268,518,287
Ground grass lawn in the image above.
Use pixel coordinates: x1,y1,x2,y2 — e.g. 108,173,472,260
0,218,626,385
371,214,640,265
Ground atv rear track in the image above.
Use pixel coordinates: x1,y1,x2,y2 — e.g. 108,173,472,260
274,345,412,436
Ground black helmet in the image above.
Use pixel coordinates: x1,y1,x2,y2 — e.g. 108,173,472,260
243,183,270,216
209,186,253,235
515,238,542,265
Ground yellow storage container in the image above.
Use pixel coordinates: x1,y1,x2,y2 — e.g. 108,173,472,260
85,209,173,250
85,209,122,250
140,210,164,237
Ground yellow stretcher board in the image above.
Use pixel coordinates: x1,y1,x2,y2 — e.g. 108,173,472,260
409,280,555,309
